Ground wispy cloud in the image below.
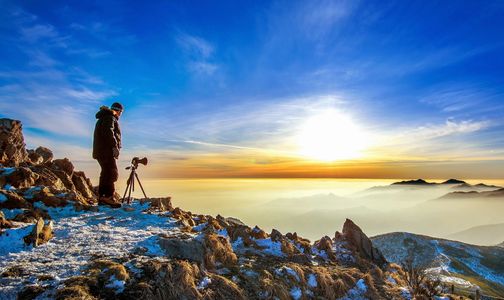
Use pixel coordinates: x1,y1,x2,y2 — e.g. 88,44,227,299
0,8,117,137
419,85,504,113
175,32,218,75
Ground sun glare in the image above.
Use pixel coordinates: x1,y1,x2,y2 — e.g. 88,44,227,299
297,110,370,162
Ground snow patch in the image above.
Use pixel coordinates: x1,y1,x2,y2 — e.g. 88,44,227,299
340,279,367,300
254,238,284,257
290,286,302,300
105,275,125,294
307,273,317,288
197,276,212,290
0,193,7,203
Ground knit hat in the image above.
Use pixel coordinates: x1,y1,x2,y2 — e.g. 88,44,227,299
111,102,124,112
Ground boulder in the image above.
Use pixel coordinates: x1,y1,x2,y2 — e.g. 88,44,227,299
35,146,53,164
144,197,173,212
270,229,283,242
72,171,95,199
34,168,66,191
27,150,44,165
51,169,76,191
203,233,238,269
24,218,53,247
0,211,13,228
0,191,31,209
0,118,28,167
158,234,205,264
314,236,336,260
51,158,74,176
33,187,67,207
250,226,268,240
2,167,39,189
13,208,51,223
342,219,387,267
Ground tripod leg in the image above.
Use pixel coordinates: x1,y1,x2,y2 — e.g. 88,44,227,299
134,172,148,199
127,171,135,204
122,172,133,203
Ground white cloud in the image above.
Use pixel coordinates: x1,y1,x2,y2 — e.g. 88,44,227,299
175,32,218,76
176,33,214,59
413,120,490,139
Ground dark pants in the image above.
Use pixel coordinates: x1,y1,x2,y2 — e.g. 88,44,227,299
97,158,118,197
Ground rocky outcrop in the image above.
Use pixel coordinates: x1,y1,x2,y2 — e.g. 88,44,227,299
0,119,28,167
23,218,53,247
341,218,387,267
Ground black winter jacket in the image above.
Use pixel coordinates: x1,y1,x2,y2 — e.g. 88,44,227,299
93,106,121,160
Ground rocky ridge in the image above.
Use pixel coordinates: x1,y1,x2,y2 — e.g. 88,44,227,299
0,118,463,299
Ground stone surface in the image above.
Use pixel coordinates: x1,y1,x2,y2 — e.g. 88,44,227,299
24,218,53,247
0,191,32,209
144,197,173,211
342,218,387,266
158,234,205,264
0,211,13,229
51,158,74,175
72,171,95,199
2,167,39,189
33,168,66,191
0,118,28,167
35,146,53,164
27,150,43,165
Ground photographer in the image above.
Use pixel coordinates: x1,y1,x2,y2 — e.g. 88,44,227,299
92,102,123,208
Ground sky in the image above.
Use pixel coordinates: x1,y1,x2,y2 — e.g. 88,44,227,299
0,0,503,180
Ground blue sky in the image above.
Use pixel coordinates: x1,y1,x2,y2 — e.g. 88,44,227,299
1,0,503,179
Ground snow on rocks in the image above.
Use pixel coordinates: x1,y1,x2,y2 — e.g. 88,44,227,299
0,201,180,298
307,273,318,288
340,278,368,300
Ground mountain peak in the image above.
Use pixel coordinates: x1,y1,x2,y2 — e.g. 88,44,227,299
442,179,466,185
391,179,433,185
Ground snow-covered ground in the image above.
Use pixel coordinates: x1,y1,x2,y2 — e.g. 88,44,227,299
0,201,181,299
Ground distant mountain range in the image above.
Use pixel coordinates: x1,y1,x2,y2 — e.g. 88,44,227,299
446,223,504,246
366,178,501,194
372,232,504,298
438,188,504,200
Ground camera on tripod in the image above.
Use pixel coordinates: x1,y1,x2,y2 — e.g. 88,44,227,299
122,157,149,204
127,157,148,169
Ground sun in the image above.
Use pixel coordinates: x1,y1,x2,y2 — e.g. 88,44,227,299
296,110,370,162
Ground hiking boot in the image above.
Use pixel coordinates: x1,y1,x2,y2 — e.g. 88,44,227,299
99,196,121,208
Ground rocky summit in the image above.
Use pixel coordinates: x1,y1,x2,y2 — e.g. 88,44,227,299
0,118,472,300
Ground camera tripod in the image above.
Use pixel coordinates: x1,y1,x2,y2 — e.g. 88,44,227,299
122,157,148,204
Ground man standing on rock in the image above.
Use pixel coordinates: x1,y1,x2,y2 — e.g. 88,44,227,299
93,102,123,208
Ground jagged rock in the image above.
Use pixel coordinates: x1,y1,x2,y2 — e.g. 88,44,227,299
27,149,44,165
143,197,173,212
0,191,31,209
72,171,95,199
33,187,67,207
270,229,283,242
342,218,387,267
203,233,238,269
17,285,46,300
35,146,53,164
0,211,13,228
34,168,66,191
51,158,75,175
2,167,39,189
51,169,76,191
250,226,268,239
13,208,51,223
314,236,336,260
0,118,28,167
24,218,53,247
158,234,205,264
1,265,27,277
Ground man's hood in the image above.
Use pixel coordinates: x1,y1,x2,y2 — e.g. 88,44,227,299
95,106,115,119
